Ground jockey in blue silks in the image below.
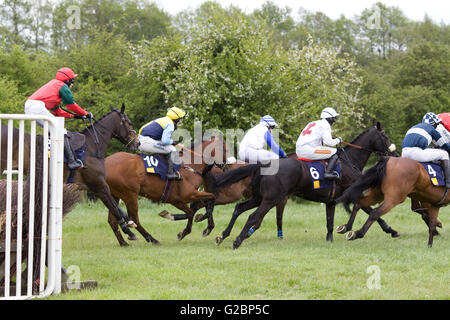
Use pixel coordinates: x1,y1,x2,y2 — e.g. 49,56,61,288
238,115,287,163
402,112,450,189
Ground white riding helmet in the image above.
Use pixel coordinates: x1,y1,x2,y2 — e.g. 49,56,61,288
320,107,339,119
260,115,278,128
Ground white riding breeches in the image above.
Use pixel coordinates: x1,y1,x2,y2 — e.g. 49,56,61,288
402,147,449,162
238,147,279,163
296,145,337,160
24,100,68,134
138,135,177,154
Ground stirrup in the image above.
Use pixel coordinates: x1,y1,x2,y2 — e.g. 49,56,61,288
324,171,340,180
167,172,182,181
67,159,83,170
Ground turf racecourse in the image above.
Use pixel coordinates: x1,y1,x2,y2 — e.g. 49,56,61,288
45,198,449,300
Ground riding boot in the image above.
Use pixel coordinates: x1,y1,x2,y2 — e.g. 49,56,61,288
442,159,450,189
166,152,182,181
64,135,82,170
324,153,340,180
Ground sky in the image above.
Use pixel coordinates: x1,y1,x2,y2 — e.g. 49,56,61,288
154,0,450,24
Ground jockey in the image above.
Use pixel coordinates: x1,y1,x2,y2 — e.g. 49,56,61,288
437,113,450,144
238,115,287,163
138,107,186,180
24,67,92,170
401,112,450,189
296,107,342,180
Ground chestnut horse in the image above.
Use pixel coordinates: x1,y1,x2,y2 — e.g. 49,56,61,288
336,156,449,247
104,137,228,246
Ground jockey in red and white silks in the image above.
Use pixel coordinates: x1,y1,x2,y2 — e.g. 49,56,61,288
296,107,342,180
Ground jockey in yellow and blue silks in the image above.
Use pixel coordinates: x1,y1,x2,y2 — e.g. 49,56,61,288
238,115,287,163
138,107,186,180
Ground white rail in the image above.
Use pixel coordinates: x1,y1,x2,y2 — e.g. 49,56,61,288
0,114,64,299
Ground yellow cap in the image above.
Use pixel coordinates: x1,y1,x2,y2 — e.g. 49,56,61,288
166,107,186,120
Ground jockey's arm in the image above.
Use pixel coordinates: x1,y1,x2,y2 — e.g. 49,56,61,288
161,123,175,145
59,84,88,117
322,126,341,147
265,130,286,158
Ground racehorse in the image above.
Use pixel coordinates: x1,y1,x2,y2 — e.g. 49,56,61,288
1,124,31,173
209,122,399,249
62,104,141,237
336,156,449,247
104,136,228,246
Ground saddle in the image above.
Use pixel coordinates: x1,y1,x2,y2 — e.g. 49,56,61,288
138,153,181,182
297,158,341,190
66,131,86,152
420,162,445,187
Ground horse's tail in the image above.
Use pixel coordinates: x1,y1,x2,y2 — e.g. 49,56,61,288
336,156,389,214
210,163,263,193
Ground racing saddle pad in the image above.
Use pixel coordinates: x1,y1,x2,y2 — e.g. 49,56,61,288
139,153,181,181
299,159,341,190
420,162,445,187
63,132,86,164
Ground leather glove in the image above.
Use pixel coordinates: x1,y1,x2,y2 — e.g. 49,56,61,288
73,114,85,119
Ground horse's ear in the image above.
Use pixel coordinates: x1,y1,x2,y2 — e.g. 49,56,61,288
376,121,382,130
372,118,377,127
109,104,114,111
121,103,125,113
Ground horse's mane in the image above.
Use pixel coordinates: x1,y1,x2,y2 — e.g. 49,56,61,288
345,127,374,149
80,108,121,135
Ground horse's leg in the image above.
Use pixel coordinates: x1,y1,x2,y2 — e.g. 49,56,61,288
275,197,288,239
411,200,441,234
233,199,276,250
201,200,216,237
191,201,208,222
124,196,160,245
336,203,360,234
92,182,136,238
347,199,400,241
425,206,440,248
169,202,195,241
325,203,335,242
366,206,401,238
215,196,261,246
107,209,129,247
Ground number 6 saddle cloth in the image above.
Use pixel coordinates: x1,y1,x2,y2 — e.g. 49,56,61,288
139,153,181,182
298,158,341,190
420,162,445,187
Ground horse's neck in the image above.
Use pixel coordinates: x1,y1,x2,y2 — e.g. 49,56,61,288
82,117,117,158
342,133,374,171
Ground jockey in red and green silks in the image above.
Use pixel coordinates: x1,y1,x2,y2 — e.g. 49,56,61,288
25,67,93,170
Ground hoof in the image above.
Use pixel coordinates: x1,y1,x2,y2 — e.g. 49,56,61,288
346,231,357,241
437,220,442,228
336,225,347,234
215,235,223,246
119,242,129,247
177,232,186,241
233,241,240,250
128,221,137,228
391,232,401,238
152,240,161,246
202,228,212,237
159,210,174,221
326,234,333,242
128,234,138,241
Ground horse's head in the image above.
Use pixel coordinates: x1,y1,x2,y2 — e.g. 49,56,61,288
367,121,397,156
201,136,229,166
110,104,140,152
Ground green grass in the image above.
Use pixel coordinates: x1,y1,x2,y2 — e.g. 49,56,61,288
46,198,449,300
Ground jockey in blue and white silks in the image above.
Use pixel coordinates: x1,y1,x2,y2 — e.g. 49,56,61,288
238,115,287,163
401,112,450,188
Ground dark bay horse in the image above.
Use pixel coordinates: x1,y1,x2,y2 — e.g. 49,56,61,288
104,137,228,246
209,122,399,249
62,105,141,237
336,156,449,247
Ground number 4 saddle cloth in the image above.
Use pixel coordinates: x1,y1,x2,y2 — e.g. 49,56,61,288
420,162,445,187
139,153,181,182
298,158,341,190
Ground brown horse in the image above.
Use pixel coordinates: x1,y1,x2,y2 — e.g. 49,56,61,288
104,137,228,246
336,156,449,247
1,124,31,173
